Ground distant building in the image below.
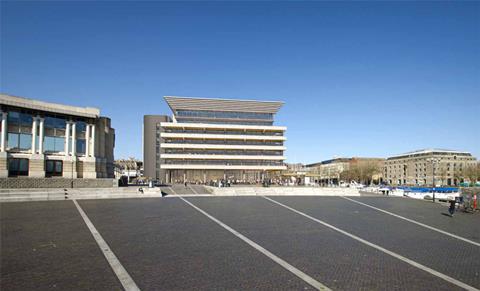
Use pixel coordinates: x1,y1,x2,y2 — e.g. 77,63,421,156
384,149,477,186
143,96,287,183
0,94,115,179
114,158,143,180
306,157,385,185
285,163,305,172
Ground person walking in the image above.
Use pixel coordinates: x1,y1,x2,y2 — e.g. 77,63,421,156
448,199,456,217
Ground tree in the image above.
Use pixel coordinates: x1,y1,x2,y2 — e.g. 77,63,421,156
463,164,480,185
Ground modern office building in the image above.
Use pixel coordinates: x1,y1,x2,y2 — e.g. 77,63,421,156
0,94,115,179
143,96,287,183
384,149,477,186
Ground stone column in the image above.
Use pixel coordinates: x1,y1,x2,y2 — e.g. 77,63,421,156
71,122,76,156
85,124,90,157
65,122,70,156
29,116,45,178
31,117,37,154
38,118,44,154
1,112,7,152
90,124,96,157
0,111,7,177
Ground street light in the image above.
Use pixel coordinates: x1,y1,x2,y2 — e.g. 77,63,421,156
427,157,440,203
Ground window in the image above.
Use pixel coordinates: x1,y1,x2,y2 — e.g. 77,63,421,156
7,133,32,151
8,111,32,126
45,160,63,177
44,136,65,153
76,139,86,154
8,158,29,177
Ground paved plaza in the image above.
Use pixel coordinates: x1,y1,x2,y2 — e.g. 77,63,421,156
1,195,479,290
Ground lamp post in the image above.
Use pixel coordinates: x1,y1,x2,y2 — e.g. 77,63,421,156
427,157,440,203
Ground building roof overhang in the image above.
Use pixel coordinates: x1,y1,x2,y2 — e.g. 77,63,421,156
164,96,284,114
0,94,100,118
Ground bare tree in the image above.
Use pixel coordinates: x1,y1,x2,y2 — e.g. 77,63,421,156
463,164,480,185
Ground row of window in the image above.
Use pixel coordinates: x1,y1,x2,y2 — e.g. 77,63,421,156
176,110,273,121
163,139,283,146
163,128,284,136
176,119,273,126
163,149,283,156
163,160,284,166
5,110,89,132
5,133,86,154
8,159,63,177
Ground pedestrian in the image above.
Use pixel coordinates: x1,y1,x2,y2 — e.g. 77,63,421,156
448,199,456,217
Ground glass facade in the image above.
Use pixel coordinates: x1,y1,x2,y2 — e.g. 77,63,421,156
45,160,63,177
2,110,91,155
6,110,32,151
8,158,29,177
44,136,65,153
176,110,273,121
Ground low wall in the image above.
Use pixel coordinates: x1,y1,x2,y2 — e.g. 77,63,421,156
0,178,118,189
208,186,360,196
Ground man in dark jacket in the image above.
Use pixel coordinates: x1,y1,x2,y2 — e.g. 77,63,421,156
448,199,456,217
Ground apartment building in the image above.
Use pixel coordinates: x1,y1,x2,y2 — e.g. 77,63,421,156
0,94,115,179
384,149,477,186
143,96,287,183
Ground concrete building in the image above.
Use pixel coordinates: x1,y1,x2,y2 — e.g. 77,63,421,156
143,96,287,183
384,149,477,186
0,94,115,180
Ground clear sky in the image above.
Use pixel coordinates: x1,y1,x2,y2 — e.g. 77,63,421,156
1,1,479,163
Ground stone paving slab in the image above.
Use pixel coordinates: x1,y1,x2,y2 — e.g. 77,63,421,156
1,196,478,290
79,198,311,290
350,196,480,243
0,201,121,291
187,196,464,291
271,196,480,289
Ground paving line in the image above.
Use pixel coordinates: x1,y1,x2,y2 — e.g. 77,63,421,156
72,199,140,291
262,196,479,291
177,196,330,291
341,196,480,247
168,187,177,195
187,185,199,195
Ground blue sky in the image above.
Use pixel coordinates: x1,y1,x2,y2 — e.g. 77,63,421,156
1,1,479,163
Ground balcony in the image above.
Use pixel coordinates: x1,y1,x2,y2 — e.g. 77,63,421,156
161,154,286,160
160,143,286,151
160,132,286,141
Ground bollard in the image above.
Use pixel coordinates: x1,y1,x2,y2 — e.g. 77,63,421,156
474,194,477,210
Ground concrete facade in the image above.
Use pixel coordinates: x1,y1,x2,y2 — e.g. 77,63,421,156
143,96,287,183
384,149,477,186
0,94,115,183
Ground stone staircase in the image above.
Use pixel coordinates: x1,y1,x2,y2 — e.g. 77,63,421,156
0,184,214,202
